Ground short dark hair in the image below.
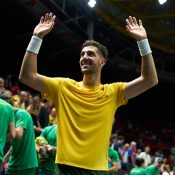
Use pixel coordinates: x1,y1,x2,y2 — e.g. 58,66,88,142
135,158,145,167
82,40,108,60
0,94,10,100
0,94,13,105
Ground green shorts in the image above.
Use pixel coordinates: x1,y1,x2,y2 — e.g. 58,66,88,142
6,168,37,175
54,164,109,175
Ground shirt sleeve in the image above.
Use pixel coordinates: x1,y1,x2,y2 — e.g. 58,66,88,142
9,105,15,123
113,82,128,107
15,110,28,129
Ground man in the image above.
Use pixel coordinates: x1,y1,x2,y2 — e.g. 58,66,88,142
4,107,38,175
145,157,163,175
108,136,120,175
19,13,158,175
128,141,137,171
36,124,57,175
138,146,151,167
0,95,15,174
130,157,147,175
14,90,29,109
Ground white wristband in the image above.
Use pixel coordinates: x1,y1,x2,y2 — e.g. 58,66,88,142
27,36,43,54
137,39,152,56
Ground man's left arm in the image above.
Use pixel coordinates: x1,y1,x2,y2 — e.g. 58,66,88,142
124,16,158,100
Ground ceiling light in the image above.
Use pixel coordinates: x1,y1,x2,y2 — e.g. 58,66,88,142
88,0,96,8
158,0,167,5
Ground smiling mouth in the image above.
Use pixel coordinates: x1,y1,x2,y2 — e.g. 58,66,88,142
82,64,90,69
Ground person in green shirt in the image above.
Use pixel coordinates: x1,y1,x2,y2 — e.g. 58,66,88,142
130,158,147,175
145,157,163,175
108,148,120,175
108,136,120,175
0,95,15,175
36,124,57,175
4,107,38,175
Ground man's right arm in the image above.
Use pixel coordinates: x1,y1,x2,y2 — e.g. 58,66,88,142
19,51,44,92
6,122,15,141
7,107,16,140
19,13,56,92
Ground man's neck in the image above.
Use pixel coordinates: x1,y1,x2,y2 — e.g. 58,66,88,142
82,74,101,86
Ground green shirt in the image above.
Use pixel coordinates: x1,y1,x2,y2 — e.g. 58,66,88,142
108,148,120,175
8,109,38,170
0,99,14,161
145,164,160,175
130,167,147,175
39,124,57,171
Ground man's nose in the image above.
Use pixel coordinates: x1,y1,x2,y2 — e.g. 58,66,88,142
83,52,88,58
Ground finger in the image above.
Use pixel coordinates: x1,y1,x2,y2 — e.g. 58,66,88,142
44,13,49,22
51,15,56,23
126,19,132,30
50,21,55,30
126,19,130,26
139,19,143,26
129,16,134,26
47,13,53,23
40,16,44,24
133,17,138,26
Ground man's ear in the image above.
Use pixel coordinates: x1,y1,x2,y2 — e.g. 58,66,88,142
101,58,106,67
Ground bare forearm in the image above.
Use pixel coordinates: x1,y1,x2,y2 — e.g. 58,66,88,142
108,163,119,172
19,51,37,85
125,54,158,99
19,50,44,92
141,53,158,86
3,147,12,163
125,40,158,99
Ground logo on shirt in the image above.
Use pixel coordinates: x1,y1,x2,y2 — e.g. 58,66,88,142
19,121,24,125
97,95,109,100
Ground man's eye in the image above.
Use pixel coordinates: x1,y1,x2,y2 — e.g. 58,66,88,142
87,52,94,56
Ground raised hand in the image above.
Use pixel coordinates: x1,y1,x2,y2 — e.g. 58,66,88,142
126,16,147,41
33,13,56,39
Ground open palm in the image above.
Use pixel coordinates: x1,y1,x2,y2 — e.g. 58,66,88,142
33,13,56,38
126,16,147,41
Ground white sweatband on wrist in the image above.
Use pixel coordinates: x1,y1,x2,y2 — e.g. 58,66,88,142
137,39,152,56
27,36,43,54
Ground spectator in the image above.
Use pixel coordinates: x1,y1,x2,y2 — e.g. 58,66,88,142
36,124,57,175
108,136,120,175
130,157,146,175
4,107,38,175
145,157,164,175
138,146,152,167
0,95,15,174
